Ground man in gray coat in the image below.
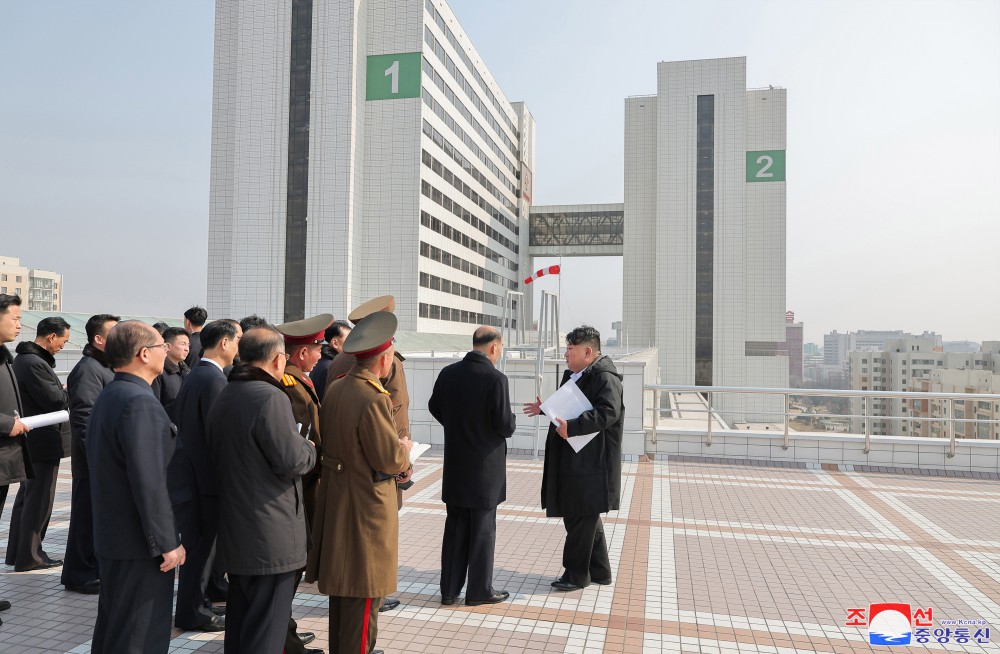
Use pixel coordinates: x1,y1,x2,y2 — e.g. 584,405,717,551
6,316,71,571
206,327,316,654
0,293,32,622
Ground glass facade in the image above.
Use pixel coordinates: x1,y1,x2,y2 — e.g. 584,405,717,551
283,0,312,321
695,95,714,386
528,210,624,247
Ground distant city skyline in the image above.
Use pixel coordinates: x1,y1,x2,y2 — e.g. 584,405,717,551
1,1,997,345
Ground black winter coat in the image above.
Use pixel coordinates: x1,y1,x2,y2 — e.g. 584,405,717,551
89,373,180,560
168,360,227,505
206,364,316,576
14,341,70,464
0,344,32,485
429,351,516,508
540,355,624,518
184,331,202,370
151,358,189,423
66,345,115,479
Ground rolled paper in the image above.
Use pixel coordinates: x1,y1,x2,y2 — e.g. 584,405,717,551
20,410,70,430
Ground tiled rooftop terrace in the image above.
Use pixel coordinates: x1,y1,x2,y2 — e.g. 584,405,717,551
2,454,998,653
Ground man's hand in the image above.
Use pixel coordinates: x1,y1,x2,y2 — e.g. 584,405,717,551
396,467,413,483
555,418,569,440
9,418,30,437
400,438,414,453
160,545,186,572
523,396,542,417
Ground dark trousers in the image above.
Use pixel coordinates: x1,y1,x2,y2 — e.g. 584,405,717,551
5,461,59,570
173,496,219,629
92,556,174,654
283,570,307,654
61,475,99,586
329,596,380,654
440,505,497,600
561,514,612,587
225,571,297,654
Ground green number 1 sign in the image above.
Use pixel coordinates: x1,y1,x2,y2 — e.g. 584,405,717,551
746,150,786,182
366,53,422,101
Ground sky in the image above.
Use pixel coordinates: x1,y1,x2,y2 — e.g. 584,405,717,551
1,1,998,345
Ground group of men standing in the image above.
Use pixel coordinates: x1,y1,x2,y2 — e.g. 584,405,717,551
0,289,625,654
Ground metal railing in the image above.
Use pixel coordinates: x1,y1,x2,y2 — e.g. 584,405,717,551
645,385,1000,458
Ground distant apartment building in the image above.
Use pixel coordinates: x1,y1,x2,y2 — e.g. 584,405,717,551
851,339,999,437
825,329,942,368
910,363,1000,440
785,311,803,387
0,256,63,311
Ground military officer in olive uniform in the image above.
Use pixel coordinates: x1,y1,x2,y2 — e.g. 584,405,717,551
324,297,412,613
274,313,333,654
306,312,412,654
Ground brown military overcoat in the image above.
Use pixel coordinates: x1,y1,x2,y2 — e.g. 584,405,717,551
279,363,322,525
305,365,410,598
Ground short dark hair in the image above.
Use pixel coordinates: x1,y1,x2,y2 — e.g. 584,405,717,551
104,321,157,369
36,316,70,338
239,314,272,332
85,314,121,345
162,327,189,344
200,319,240,350
324,320,352,343
472,326,501,348
0,293,22,314
152,321,169,335
184,306,208,327
565,325,601,352
238,327,284,364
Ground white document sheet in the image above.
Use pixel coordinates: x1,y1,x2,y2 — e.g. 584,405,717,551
539,382,599,453
409,442,431,464
21,410,70,430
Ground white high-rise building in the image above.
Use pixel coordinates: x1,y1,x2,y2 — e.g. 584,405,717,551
623,57,788,423
208,0,534,327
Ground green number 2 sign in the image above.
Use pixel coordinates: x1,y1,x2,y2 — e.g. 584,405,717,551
746,150,786,182
366,53,422,101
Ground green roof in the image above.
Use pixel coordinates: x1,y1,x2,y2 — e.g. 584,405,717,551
16,310,183,349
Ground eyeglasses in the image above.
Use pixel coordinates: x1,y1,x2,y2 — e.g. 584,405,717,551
136,342,169,356
281,353,290,361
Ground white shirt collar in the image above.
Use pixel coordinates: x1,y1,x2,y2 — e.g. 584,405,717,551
201,357,224,372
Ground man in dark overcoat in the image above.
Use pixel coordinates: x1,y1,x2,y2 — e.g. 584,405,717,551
170,319,241,632
62,312,119,595
311,319,351,400
206,327,316,654
0,293,32,621
151,326,190,422
525,325,624,592
429,326,516,606
6,316,71,571
89,321,186,654
183,305,208,369
306,312,412,654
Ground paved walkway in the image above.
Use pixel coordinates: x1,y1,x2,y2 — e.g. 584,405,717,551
1,455,998,653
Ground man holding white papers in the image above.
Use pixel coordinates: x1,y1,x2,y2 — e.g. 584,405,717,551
429,326,516,606
524,326,624,592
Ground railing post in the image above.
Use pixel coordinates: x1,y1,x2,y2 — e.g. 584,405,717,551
782,393,790,450
706,391,713,447
651,388,660,445
863,395,871,454
948,398,956,458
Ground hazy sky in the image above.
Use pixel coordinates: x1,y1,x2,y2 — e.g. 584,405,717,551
2,1,998,345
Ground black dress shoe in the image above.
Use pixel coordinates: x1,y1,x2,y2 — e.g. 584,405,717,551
551,580,583,592
441,595,457,605
298,631,316,645
465,590,509,606
17,560,62,571
379,597,401,612
65,580,100,594
592,578,613,585
210,604,226,616
42,554,63,566
0,599,10,611
191,615,226,632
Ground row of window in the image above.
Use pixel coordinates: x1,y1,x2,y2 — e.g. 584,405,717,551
424,0,519,138
420,210,517,272
422,57,517,178
0,287,22,295
420,177,518,253
423,26,518,157
422,118,517,211
421,154,517,247
419,241,518,291
419,271,506,308
0,274,23,282
419,301,512,329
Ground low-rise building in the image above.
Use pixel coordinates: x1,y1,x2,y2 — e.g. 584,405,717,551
0,256,63,311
